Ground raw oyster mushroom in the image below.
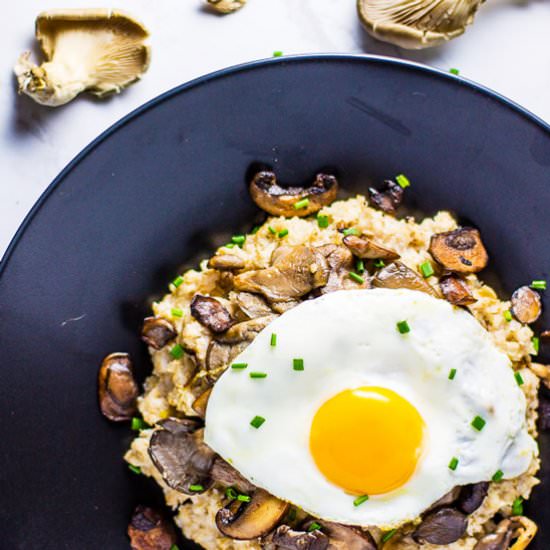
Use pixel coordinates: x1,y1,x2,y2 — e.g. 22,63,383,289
14,9,150,107
357,0,485,49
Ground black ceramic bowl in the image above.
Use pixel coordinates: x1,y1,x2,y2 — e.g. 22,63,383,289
1,55,549,549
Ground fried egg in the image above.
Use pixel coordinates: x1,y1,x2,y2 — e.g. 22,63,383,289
204,289,537,527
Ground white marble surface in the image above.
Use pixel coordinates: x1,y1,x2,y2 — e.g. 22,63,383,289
2,0,550,257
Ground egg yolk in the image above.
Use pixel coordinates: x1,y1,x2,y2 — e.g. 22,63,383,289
310,386,425,495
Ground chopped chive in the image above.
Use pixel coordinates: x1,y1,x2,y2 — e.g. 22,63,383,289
131,417,150,431
170,545,180,550
514,371,524,386
270,333,277,347
231,235,246,246
268,225,277,235
237,494,251,502
278,228,289,238
349,272,365,284
231,362,248,369
250,415,266,429
225,487,238,499
396,320,410,334
471,415,486,431
226,243,236,248
449,68,460,75
249,372,267,379
317,214,329,228
293,358,304,371
356,259,365,274
294,198,310,210
343,227,359,236
419,261,434,278
251,225,261,234
448,368,457,380
530,280,547,290
374,259,385,268
395,174,411,188
273,50,283,57
353,494,369,507
532,336,540,355
169,344,184,359
189,484,204,492
492,469,504,482
128,464,141,475
307,522,322,532
382,529,397,543
512,497,523,515
172,275,184,288
171,308,183,318
448,457,459,471
504,310,513,322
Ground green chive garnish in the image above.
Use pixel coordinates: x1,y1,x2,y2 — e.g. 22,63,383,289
237,494,251,502
251,225,261,234
343,227,359,236
448,457,459,471
448,368,457,380
504,310,513,322
514,371,524,386
171,308,183,318
356,259,365,274
395,174,411,188
273,50,283,57
492,469,504,482
293,358,304,371
512,497,524,516
169,344,184,359
249,372,267,379
353,495,369,507
268,226,277,235
278,228,289,238
231,362,248,369
270,333,277,347
317,214,329,228
226,242,236,248
294,198,310,210
131,417,150,431
250,415,266,429
419,261,434,278
449,68,460,75
471,415,486,431
172,275,184,288
128,464,141,475
374,259,385,268
532,336,540,355
396,320,410,334
170,545,180,550
307,522,321,532
231,235,246,246
349,272,365,284
530,280,547,290
189,484,204,492
382,530,397,543
225,487,238,499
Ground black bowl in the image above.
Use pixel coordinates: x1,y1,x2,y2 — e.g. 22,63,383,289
1,55,549,549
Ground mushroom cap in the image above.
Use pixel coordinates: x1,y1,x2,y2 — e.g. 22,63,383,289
357,0,485,49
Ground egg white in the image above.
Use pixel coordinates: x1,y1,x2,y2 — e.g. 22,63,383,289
204,289,537,528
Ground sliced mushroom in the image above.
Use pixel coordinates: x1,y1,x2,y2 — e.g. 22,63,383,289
316,244,370,294
207,0,247,14
474,517,537,550
191,294,233,333
357,0,483,50
343,234,400,261
15,9,150,107
439,275,476,306
141,317,177,350
215,488,290,540
458,482,489,514
127,505,177,550
234,246,329,302
98,352,138,421
429,228,488,273
511,286,542,324
373,261,438,296
265,525,329,550
230,291,274,320
249,171,338,217
219,315,278,344
192,387,212,418
412,507,467,545
148,417,215,494
209,254,246,271
367,180,404,214
210,456,256,494
425,486,462,514
303,520,377,550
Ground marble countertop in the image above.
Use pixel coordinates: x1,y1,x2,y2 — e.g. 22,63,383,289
2,0,550,257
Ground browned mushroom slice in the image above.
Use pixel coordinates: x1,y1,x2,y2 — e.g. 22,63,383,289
192,387,212,418
429,228,488,273
368,180,404,214
265,524,329,549
425,486,462,514
141,317,177,350
474,517,537,550
250,171,338,217
343,234,400,261
98,352,138,421
412,508,467,545
208,254,246,271
373,261,438,297
148,418,215,494
127,505,177,550
304,520,377,550
316,244,364,294
211,456,256,494
457,482,489,514
220,315,278,343
190,294,233,333
234,246,329,302
230,291,273,319
439,275,476,306
215,488,290,539
511,286,542,324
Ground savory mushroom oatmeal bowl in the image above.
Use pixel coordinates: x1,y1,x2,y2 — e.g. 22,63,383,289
98,170,550,550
